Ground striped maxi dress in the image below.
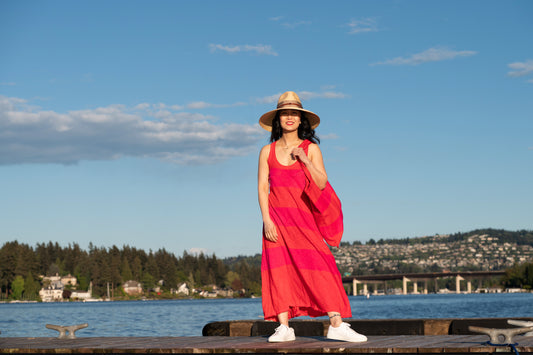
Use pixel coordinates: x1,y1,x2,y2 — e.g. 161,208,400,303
261,139,351,321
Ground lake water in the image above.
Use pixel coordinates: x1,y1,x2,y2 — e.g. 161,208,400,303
1,293,532,337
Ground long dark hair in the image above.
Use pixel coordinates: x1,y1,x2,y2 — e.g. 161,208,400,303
270,112,320,144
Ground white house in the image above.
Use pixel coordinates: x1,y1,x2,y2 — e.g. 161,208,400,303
123,280,143,295
175,282,190,296
39,280,64,302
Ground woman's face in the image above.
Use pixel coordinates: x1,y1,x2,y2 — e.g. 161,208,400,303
279,109,301,132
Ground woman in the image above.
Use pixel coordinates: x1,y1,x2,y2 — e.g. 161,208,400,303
257,91,367,343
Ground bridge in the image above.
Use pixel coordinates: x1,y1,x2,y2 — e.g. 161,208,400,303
342,271,506,296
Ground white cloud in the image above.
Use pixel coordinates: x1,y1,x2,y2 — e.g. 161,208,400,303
507,59,533,79
134,103,150,110
347,17,379,34
209,44,278,56
298,91,348,100
0,95,263,166
134,102,184,111
255,93,283,105
320,133,339,140
282,20,311,29
188,247,209,255
187,101,212,110
371,47,477,66
186,101,246,110
269,16,283,22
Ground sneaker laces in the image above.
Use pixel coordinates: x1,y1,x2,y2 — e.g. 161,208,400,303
273,325,286,335
340,322,354,332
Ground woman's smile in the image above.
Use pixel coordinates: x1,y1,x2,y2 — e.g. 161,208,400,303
279,109,301,130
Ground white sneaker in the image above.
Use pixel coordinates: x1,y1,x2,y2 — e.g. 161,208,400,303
268,324,296,342
326,322,367,342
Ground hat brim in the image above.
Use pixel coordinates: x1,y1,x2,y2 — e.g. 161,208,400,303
259,108,320,131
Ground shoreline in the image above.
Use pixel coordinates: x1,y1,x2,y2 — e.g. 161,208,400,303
1,290,531,305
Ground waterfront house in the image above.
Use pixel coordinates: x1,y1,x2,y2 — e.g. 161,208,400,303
39,280,64,302
175,282,190,296
41,273,78,288
61,274,77,287
70,290,92,300
122,280,143,295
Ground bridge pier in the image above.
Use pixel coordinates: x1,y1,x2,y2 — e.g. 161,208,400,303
456,275,464,293
403,277,410,295
352,278,369,296
345,271,503,296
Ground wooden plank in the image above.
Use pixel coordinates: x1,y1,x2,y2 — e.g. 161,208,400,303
1,335,533,354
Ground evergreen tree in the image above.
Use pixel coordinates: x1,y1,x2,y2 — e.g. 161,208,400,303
24,272,40,300
121,257,133,282
11,275,24,300
131,255,143,281
0,241,19,298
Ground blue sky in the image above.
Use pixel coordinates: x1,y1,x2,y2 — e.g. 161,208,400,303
1,1,532,258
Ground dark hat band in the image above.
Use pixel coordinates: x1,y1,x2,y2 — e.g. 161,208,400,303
277,101,303,109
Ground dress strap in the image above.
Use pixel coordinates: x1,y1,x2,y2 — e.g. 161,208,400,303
300,139,311,153
267,141,276,165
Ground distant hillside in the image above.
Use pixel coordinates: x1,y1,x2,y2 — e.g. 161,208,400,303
334,229,533,276
351,228,533,247
447,229,533,246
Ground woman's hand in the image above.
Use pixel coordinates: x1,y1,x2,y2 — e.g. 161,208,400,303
292,144,328,190
291,147,311,165
263,219,278,242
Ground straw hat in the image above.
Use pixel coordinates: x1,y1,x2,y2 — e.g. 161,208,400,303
259,91,320,131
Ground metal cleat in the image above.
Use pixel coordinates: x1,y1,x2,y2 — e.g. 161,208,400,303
46,323,88,339
508,320,533,336
469,325,533,345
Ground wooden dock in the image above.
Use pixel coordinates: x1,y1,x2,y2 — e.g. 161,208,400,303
3,318,533,354
2,334,533,354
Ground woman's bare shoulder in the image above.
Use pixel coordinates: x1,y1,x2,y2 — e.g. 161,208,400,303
307,142,322,153
259,143,271,158
260,143,271,152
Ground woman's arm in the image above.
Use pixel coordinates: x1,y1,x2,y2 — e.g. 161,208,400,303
258,145,278,242
292,143,328,190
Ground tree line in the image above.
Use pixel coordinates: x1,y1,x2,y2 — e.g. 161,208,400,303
502,262,533,290
2,229,532,301
0,241,261,300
